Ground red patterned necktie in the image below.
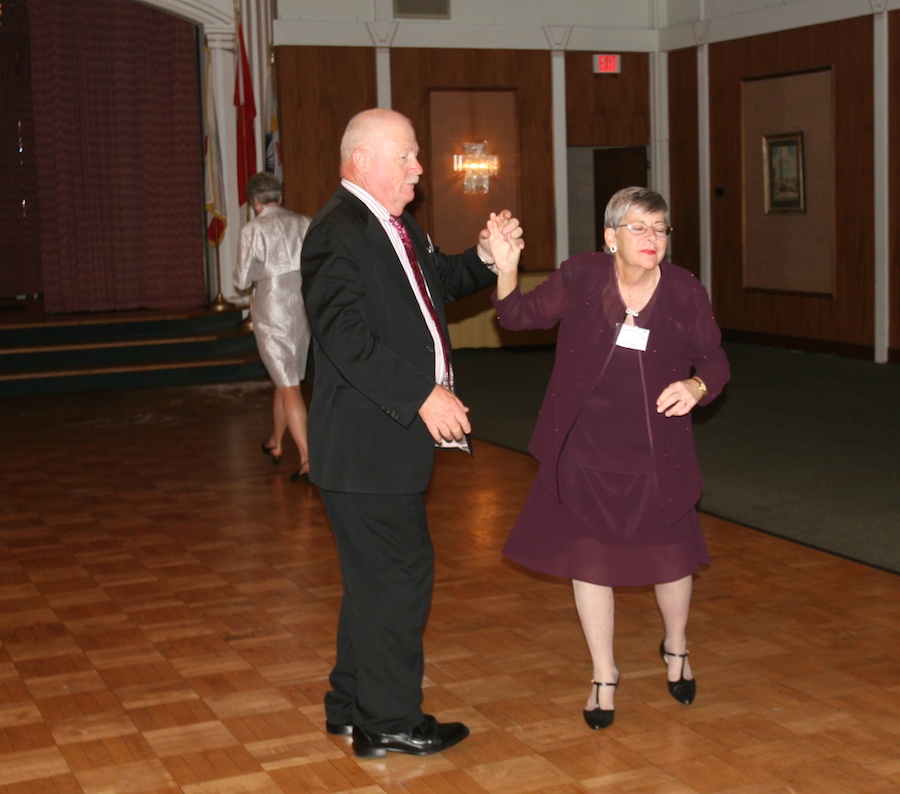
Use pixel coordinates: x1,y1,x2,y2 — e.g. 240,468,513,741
389,215,451,387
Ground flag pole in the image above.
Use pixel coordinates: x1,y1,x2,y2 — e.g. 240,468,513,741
208,237,234,312
239,290,254,331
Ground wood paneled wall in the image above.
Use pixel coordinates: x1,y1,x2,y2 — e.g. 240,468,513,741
667,47,700,277
274,28,895,358
890,11,900,361
565,51,650,147
390,48,555,272
708,17,874,352
275,46,378,219
275,47,654,276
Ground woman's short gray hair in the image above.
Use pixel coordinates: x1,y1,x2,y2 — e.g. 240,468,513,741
245,172,283,205
603,186,669,232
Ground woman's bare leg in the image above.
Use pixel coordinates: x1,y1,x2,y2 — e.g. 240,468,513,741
278,385,309,473
572,579,618,710
655,575,694,681
266,387,287,455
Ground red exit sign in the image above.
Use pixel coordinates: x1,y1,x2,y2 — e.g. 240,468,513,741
593,54,621,74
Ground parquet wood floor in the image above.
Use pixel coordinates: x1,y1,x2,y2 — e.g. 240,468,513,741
1,381,898,793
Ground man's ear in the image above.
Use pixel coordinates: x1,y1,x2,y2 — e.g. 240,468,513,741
352,148,369,175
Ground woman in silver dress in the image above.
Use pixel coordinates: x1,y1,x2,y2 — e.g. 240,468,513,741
234,172,312,481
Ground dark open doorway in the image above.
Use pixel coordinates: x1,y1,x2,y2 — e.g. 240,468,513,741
593,146,648,246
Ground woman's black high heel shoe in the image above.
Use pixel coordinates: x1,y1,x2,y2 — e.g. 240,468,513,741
582,679,618,730
261,442,282,465
660,641,696,705
290,462,309,483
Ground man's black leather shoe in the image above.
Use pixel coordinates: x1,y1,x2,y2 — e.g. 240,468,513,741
352,715,469,758
325,721,353,736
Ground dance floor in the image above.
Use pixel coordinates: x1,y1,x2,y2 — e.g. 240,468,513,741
1,381,898,793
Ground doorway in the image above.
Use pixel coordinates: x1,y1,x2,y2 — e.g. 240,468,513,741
593,146,648,246
566,146,648,256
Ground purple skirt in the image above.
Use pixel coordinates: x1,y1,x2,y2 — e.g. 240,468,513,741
503,344,710,587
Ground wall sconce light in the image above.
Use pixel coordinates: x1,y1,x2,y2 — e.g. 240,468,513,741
453,141,499,193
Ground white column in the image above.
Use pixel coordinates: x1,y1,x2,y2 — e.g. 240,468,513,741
366,23,398,108
552,50,568,266
545,27,571,267
695,22,712,294
205,2,275,307
205,29,242,304
376,48,392,108
648,51,670,203
873,8,889,363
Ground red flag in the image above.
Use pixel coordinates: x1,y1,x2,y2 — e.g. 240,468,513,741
234,21,257,206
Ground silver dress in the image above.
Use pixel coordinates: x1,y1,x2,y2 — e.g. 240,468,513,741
234,205,312,387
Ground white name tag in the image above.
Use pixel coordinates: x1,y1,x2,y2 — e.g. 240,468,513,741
615,322,650,351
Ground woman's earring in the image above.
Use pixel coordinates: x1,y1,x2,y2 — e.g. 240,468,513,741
609,244,618,254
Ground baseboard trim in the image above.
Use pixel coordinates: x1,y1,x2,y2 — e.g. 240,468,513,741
722,329,876,361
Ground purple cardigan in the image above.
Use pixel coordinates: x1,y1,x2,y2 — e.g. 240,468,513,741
492,252,730,524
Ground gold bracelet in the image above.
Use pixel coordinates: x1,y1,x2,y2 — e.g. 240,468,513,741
691,376,708,399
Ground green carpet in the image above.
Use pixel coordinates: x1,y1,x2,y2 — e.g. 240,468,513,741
453,342,900,574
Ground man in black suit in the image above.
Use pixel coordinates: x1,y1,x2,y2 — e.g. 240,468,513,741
301,108,523,758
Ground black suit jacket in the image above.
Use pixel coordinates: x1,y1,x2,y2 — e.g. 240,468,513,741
300,185,497,494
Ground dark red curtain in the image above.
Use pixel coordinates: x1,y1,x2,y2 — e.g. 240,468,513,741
0,0,41,299
28,0,205,313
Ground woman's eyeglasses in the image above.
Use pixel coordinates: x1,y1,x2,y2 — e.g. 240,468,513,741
618,222,673,238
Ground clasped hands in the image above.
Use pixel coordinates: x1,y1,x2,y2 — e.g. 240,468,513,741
482,210,525,273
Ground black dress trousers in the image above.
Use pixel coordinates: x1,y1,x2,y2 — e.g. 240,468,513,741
321,489,434,734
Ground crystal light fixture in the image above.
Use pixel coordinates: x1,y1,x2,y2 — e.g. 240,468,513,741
453,141,499,193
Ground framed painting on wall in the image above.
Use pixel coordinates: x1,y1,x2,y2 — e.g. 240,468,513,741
763,132,805,213
742,70,833,294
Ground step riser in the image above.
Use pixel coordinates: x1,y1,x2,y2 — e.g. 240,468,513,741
0,312,247,347
1,335,257,376
0,361,267,397
0,309,263,396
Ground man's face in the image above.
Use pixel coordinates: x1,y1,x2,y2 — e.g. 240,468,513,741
364,118,424,216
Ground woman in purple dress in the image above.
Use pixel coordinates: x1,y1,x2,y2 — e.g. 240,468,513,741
485,187,729,730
